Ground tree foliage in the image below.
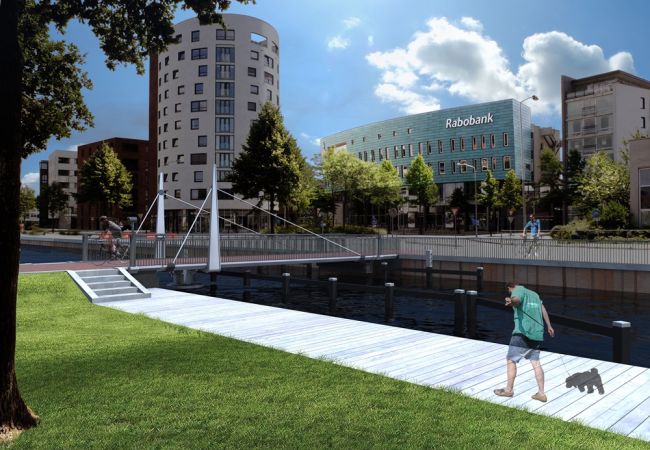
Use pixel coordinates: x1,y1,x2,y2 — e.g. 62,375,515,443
229,103,306,233
77,143,133,215
448,187,466,210
564,149,585,206
477,170,499,234
497,169,522,212
577,151,629,212
319,147,366,227
369,160,402,209
1,1,250,432
19,186,36,224
405,155,437,233
40,182,69,231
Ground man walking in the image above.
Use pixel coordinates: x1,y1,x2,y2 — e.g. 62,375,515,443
494,282,555,402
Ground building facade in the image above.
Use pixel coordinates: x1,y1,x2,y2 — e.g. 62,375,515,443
562,71,650,163
77,137,152,230
629,137,650,227
321,99,534,203
38,150,78,229
149,14,280,232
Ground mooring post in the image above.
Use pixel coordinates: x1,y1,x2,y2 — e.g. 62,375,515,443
328,277,337,315
243,270,251,302
466,290,478,339
306,263,313,280
129,233,137,269
612,321,632,364
210,272,217,296
454,289,466,337
381,261,389,284
476,266,484,293
282,272,290,303
82,234,89,261
384,282,395,323
426,249,433,289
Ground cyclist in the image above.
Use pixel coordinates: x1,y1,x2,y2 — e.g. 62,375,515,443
522,214,541,256
100,216,123,258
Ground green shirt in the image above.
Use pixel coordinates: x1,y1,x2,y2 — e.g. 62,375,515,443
511,285,544,341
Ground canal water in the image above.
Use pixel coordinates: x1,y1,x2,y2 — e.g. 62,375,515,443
20,245,82,264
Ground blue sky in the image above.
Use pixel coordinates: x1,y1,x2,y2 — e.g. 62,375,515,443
21,0,650,191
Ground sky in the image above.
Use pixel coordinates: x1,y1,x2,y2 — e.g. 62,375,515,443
21,0,650,192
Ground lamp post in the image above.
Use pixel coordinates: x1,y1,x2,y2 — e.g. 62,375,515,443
455,162,478,237
518,95,538,228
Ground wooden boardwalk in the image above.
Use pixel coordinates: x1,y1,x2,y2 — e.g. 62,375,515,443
100,288,650,442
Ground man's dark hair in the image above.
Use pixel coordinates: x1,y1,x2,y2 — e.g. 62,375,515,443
506,281,517,289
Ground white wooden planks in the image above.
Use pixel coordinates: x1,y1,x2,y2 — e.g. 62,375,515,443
100,288,650,442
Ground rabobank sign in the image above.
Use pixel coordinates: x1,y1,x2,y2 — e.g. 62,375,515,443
445,112,494,129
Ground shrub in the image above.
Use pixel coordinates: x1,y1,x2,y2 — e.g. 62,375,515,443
550,218,593,240
598,201,630,229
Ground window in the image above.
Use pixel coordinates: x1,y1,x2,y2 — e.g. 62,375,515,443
392,131,397,136
427,141,432,155
492,156,497,170
194,171,203,182
217,135,233,150
191,30,200,42
264,72,274,85
481,158,488,171
358,152,362,160
458,160,467,173
264,55,274,68
481,135,486,149
409,144,413,157
174,120,181,130
370,150,375,161
460,137,465,151
216,100,234,115
378,133,382,140
178,85,185,95
164,56,169,66
438,140,443,153
418,142,424,155
250,84,259,94
407,128,412,134
163,156,168,165
490,134,496,148
190,100,207,112
191,189,207,200
472,136,477,150
401,145,406,157
394,146,398,159
190,153,207,165
177,154,184,164
172,172,179,182
190,118,199,129
191,48,208,60
175,34,182,43
198,135,208,147
58,157,70,164
266,89,272,101
450,139,456,152
172,138,178,148
363,151,367,161
163,140,167,149
503,132,509,147
164,89,169,99
175,103,181,112
163,106,168,116
178,51,185,61
248,102,257,111
172,69,179,79
643,117,647,129
503,156,511,170
642,97,646,109
248,67,257,77
451,160,456,174
217,117,234,132
216,47,235,63
216,29,235,40
216,65,235,80
438,162,445,175
194,83,204,95
198,65,207,77
250,50,259,60
216,82,234,97
58,169,70,176
158,93,161,103
163,73,168,82
174,189,181,198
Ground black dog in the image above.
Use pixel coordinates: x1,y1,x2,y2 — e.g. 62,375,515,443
566,368,604,394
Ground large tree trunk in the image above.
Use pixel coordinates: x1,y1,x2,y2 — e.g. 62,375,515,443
268,193,275,234
0,0,39,436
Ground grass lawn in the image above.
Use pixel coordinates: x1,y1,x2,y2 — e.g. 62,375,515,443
6,272,649,449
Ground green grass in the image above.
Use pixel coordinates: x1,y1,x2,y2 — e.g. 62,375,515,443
6,272,650,449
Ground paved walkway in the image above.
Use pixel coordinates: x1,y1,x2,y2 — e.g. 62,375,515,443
99,288,650,442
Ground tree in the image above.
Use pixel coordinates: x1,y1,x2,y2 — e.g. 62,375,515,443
477,170,499,235
19,186,36,225
538,147,563,215
320,147,366,228
1,0,250,435
229,103,305,233
77,143,133,216
369,160,402,209
577,151,630,215
39,182,69,231
563,149,585,222
405,155,438,234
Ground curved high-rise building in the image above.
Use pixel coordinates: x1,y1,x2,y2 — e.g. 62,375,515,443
149,14,280,231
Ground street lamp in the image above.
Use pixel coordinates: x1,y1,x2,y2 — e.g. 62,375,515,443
518,95,538,228
455,162,478,237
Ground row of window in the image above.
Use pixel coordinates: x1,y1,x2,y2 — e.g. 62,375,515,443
159,82,270,101
158,152,232,168
159,132,235,151
356,133,511,162
157,94,266,119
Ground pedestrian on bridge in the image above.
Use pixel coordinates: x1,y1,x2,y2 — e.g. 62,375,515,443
494,282,555,402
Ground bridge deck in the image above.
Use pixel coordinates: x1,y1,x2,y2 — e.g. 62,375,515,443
99,288,650,442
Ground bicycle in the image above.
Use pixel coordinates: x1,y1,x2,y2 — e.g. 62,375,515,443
98,235,130,262
521,233,541,258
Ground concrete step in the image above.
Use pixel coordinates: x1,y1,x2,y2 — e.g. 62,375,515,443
75,268,120,277
94,286,139,296
87,280,132,290
81,275,126,284
93,292,151,303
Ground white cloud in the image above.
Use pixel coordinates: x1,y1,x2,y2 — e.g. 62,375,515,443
300,132,321,147
343,17,361,29
460,17,483,32
21,172,40,191
367,35,374,47
327,35,350,50
65,144,78,152
366,18,636,116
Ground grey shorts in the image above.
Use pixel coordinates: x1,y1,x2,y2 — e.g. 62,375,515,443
507,334,542,363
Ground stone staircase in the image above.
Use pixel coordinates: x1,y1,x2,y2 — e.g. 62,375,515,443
68,268,151,303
